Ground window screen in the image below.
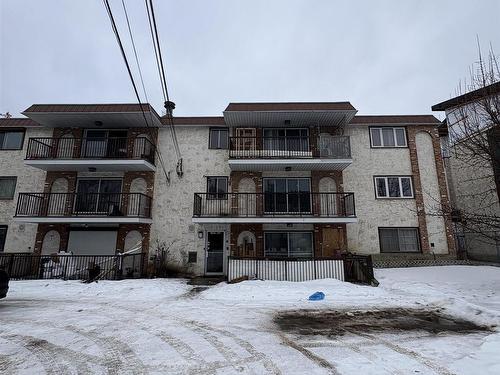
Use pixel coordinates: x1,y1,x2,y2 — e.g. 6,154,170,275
379,228,420,253
0,226,6,252
209,128,229,149
0,177,16,199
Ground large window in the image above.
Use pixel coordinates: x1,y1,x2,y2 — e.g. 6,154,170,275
75,179,122,214
379,227,420,253
370,127,407,147
0,226,6,252
263,128,309,152
374,176,413,198
0,130,24,150
264,232,313,258
207,176,228,200
0,177,17,199
209,128,229,149
264,178,311,213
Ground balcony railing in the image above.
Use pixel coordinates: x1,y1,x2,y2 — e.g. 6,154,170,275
15,192,152,218
229,135,351,159
26,137,156,165
193,192,355,218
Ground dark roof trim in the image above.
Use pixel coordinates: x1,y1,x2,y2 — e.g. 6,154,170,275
350,115,440,125
0,118,40,127
432,81,500,111
162,117,226,125
23,103,161,118
225,102,356,112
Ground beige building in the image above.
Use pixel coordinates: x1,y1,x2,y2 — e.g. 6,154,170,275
0,101,455,276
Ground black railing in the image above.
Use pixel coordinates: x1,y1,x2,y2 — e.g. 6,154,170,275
0,253,146,280
15,192,152,218
26,137,156,165
193,192,355,218
229,135,351,159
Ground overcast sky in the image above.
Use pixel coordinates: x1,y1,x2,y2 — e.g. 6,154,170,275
1,0,499,119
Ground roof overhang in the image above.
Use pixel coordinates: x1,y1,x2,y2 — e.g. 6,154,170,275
223,102,357,127
22,104,163,128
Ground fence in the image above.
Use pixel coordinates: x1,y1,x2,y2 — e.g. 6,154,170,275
0,253,146,281
26,137,156,165
16,192,152,218
227,255,374,284
193,192,355,218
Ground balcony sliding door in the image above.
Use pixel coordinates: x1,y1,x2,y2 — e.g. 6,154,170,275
75,179,122,215
263,128,309,156
264,178,311,214
82,130,127,158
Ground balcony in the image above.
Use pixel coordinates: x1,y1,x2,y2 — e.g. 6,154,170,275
228,135,352,171
14,192,152,224
192,192,356,223
24,137,156,171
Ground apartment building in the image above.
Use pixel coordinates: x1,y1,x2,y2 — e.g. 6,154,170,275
433,81,500,262
0,101,455,276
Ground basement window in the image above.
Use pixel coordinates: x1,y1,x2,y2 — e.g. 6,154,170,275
379,227,420,253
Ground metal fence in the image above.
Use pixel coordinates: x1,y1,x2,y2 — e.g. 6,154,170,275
16,192,152,218
229,135,351,159
0,253,146,281
26,137,156,165
227,255,374,284
193,192,355,218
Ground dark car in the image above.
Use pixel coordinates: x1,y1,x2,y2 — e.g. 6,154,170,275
0,269,9,299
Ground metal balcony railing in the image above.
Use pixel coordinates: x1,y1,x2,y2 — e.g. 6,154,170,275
15,192,152,218
193,192,355,218
25,137,156,165
229,135,351,159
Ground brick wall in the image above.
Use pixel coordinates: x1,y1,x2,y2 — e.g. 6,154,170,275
230,223,263,257
34,224,70,254
407,125,455,255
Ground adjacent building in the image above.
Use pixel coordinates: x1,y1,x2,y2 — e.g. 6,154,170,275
0,101,456,275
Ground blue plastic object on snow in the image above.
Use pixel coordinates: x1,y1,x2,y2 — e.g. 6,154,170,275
308,291,325,301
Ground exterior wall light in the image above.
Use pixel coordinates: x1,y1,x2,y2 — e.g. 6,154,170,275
198,230,204,239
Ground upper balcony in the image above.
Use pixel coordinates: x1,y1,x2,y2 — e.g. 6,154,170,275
192,192,356,224
24,136,156,171
14,192,152,224
228,135,352,171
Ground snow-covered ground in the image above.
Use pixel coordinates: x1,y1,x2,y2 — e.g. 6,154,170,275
1,266,499,374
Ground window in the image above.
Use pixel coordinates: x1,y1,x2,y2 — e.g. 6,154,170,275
209,128,229,149
0,226,6,252
370,127,407,147
379,228,420,253
264,232,313,258
374,176,413,198
0,177,17,199
264,178,311,213
263,128,309,152
0,130,24,150
207,177,228,199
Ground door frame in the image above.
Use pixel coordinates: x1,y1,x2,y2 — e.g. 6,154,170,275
204,231,225,275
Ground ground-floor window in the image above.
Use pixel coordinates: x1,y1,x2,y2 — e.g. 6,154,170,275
379,227,420,253
264,232,313,258
0,225,7,252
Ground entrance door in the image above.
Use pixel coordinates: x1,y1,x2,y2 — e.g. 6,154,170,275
206,232,224,274
322,227,345,257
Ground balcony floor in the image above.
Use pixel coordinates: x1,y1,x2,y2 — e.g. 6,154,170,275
228,158,353,171
192,216,357,224
13,216,153,224
24,159,156,172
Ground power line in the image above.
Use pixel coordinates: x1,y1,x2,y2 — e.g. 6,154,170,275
144,0,182,175
102,0,171,183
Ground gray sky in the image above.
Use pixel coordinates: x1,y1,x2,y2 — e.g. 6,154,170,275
1,0,499,118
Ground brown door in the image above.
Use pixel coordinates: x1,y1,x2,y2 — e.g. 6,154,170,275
322,227,345,257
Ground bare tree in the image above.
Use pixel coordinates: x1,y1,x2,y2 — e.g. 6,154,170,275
435,45,500,258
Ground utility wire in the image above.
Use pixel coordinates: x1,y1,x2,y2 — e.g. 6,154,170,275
145,0,182,166
102,0,171,182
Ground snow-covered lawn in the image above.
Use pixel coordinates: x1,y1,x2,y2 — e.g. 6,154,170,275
1,266,499,374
